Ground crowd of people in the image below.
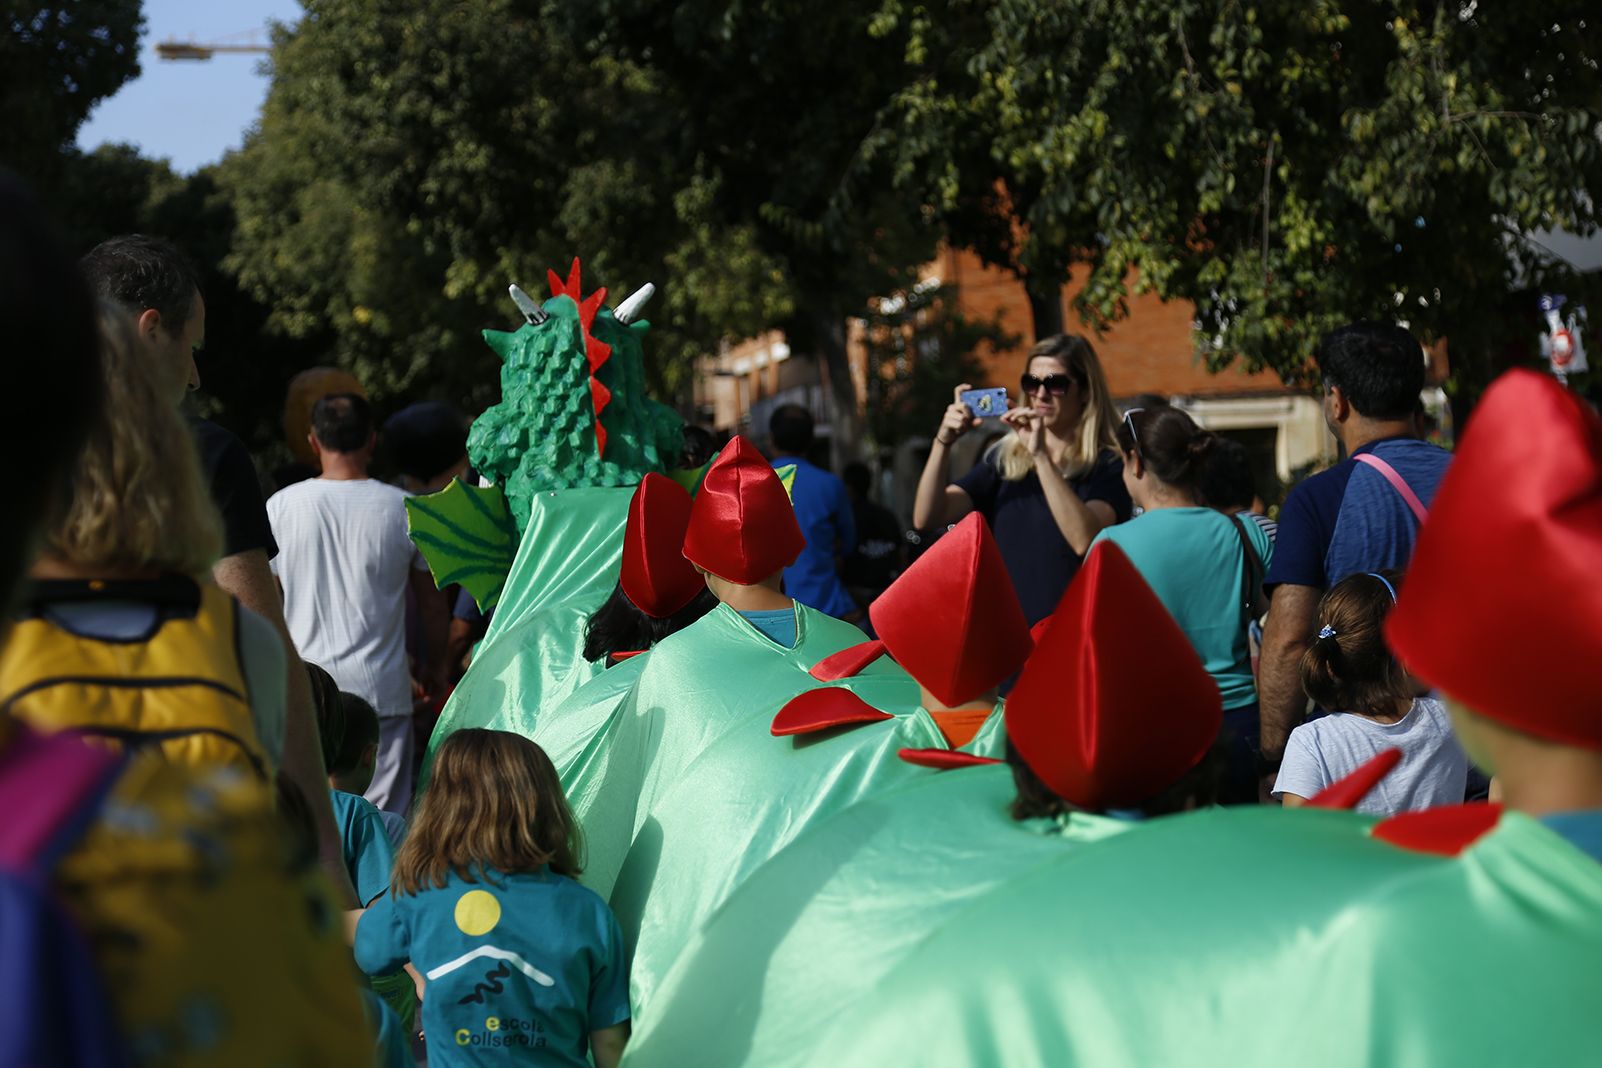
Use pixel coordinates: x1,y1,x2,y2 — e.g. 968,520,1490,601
1,160,1599,1068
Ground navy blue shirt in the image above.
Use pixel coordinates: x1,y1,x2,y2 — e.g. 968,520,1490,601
771,457,858,618
954,448,1131,625
1267,437,1451,590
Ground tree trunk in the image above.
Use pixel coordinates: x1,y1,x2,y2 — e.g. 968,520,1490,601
789,305,863,471
1025,279,1064,341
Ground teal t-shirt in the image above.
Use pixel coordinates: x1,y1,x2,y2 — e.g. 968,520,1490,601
354,867,630,1067
332,789,397,906
737,606,799,649
1091,507,1273,710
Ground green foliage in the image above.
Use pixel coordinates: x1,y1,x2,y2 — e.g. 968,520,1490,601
859,281,1020,451
0,2,144,185
867,0,1602,392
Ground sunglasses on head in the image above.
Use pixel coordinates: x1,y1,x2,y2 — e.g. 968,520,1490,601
1020,373,1076,397
1122,407,1145,458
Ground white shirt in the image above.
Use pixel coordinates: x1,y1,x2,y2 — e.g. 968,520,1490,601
267,478,426,718
1274,696,1469,816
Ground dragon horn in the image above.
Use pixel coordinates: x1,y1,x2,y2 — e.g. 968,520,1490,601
509,283,548,325
613,282,656,324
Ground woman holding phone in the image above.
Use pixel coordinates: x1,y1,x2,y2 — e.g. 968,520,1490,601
913,334,1129,624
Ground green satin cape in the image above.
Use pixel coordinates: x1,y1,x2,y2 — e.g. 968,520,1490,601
616,694,1006,1016
424,487,632,768
625,763,1125,1063
633,802,1602,1066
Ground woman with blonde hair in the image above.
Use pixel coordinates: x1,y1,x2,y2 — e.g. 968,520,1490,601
0,306,287,774
913,334,1131,624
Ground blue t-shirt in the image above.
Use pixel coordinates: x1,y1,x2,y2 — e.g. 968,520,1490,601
355,867,629,1067
1091,508,1273,710
955,447,1132,625
1540,810,1602,864
771,457,858,618
1266,437,1451,590
332,789,396,906
737,607,800,649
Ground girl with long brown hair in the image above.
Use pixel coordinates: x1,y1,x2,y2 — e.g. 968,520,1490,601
354,729,630,1067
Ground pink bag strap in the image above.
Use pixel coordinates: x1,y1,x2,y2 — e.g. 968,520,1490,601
1354,453,1428,523
0,726,123,871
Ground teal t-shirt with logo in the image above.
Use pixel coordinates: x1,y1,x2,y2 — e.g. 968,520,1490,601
354,866,630,1066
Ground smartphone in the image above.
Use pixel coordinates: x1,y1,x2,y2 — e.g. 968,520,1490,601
960,387,1010,419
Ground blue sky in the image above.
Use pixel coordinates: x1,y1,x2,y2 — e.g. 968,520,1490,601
76,0,303,174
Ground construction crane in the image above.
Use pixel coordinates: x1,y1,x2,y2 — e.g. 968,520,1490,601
154,28,271,62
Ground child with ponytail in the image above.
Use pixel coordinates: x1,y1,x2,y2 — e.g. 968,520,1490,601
1275,570,1468,814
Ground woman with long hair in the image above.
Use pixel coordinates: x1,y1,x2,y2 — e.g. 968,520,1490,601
1091,405,1274,802
0,307,287,774
913,334,1130,624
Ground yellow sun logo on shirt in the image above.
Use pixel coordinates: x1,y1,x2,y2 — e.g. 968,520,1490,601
454,889,502,936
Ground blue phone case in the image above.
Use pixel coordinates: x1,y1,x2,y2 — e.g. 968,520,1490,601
961,387,1009,419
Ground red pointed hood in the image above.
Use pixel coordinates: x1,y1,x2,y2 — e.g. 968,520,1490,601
1386,369,1602,749
681,436,805,584
868,513,1031,706
1006,542,1222,811
620,473,703,618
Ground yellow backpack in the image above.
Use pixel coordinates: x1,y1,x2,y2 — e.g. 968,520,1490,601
48,744,376,1065
0,577,269,777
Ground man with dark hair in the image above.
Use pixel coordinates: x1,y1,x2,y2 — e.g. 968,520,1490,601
79,233,359,906
767,404,859,620
1257,321,1451,784
269,393,448,815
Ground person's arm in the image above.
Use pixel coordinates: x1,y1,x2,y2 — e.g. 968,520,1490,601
214,549,359,909
912,385,980,530
1003,407,1114,555
409,566,450,699
1257,583,1321,764
591,1023,630,1068
1280,793,1309,808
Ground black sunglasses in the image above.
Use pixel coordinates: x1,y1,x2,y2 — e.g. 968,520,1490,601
1020,373,1077,397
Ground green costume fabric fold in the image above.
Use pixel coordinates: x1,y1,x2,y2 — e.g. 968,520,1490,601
637,803,1602,1066
626,763,1126,1064
424,487,633,767
617,695,1006,1016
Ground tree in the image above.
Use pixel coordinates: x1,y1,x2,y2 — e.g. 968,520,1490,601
0,1,144,188
220,0,797,421
569,0,941,463
866,0,1602,400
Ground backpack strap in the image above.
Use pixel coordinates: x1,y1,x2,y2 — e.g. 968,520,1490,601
1354,453,1429,523
1229,514,1267,622
0,726,124,874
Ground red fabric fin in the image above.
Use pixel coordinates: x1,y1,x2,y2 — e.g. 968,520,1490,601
1305,748,1402,810
547,266,566,297
578,287,608,331
585,335,612,374
897,748,1003,771
809,640,887,682
608,649,646,663
1371,802,1503,856
771,688,893,736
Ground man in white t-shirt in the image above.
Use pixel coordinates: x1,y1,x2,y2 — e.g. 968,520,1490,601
268,393,447,815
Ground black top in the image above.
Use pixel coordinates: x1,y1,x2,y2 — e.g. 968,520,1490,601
954,447,1131,625
188,416,277,560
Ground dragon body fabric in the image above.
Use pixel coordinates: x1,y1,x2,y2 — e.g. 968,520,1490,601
416,261,683,764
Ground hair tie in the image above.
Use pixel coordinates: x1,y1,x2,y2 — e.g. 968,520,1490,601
1317,624,1338,640
1366,573,1398,603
